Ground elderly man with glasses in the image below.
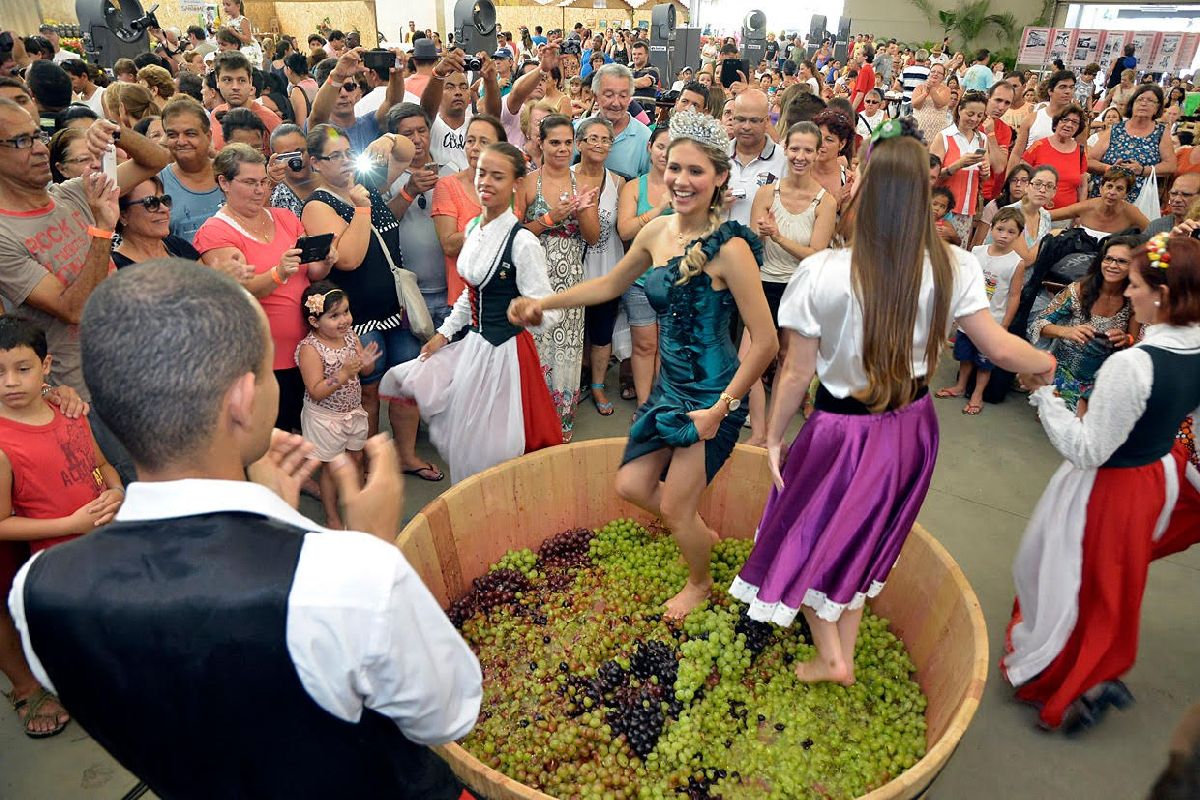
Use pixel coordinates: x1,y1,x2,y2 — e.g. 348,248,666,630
577,63,650,180
1147,173,1200,235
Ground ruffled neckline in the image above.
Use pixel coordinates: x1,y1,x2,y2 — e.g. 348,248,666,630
664,220,764,278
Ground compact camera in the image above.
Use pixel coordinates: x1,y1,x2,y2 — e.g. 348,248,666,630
275,151,305,171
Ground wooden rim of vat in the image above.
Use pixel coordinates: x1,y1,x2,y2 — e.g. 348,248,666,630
399,441,990,800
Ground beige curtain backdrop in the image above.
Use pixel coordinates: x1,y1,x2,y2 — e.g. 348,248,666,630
7,1,46,36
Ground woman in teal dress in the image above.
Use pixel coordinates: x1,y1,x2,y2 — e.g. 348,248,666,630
510,111,779,619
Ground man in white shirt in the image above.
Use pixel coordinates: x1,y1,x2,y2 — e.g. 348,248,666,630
725,89,786,224
37,26,76,65
420,49,501,173
9,261,481,799
356,52,420,118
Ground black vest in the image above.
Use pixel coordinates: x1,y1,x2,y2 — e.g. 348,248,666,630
469,222,527,347
22,512,463,800
1105,345,1200,468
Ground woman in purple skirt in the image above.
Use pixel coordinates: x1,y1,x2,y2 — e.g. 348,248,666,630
729,129,1057,685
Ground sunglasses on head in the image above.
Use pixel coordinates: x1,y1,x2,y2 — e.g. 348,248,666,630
120,194,173,212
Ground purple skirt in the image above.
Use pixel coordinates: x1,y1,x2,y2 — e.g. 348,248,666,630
729,394,939,624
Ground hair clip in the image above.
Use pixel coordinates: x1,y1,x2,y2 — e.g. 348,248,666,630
305,294,326,314
870,118,902,144
1145,232,1171,268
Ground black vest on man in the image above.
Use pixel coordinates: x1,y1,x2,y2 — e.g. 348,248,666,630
21,512,464,800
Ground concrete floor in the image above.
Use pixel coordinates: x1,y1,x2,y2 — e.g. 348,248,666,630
1,358,1196,800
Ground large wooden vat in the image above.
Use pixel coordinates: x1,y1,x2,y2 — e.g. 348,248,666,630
395,439,988,800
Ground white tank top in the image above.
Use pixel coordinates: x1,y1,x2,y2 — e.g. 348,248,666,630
1027,104,1055,150
761,185,826,283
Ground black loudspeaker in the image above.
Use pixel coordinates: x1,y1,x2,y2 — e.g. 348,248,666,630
837,18,851,43
809,14,827,42
672,27,702,80
648,4,676,86
833,41,848,63
453,0,497,60
742,10,767,68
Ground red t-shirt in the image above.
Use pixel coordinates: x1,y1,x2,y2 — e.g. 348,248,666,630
1022,138,1088,210
193,208,310,371
982,118,1013,202
0,407,103,553
854,64,876,112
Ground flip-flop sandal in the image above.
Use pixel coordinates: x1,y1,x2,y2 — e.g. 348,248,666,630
935,388,964,399
590,384,614,416
620,384,636,401
8,688,69,739
962,402,983,416
403,464,444,482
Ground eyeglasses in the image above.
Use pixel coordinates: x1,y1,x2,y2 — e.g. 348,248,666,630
0,132,51,150
231,177,272,189
315,149,357,163
1029,180,1056,190
733,116,766,125
338,81,360,93
1101,255,1132,267
59,155,96,166
1010,177,1030,185
119,193,173,211
582,134,612,147
1168,188,1199,199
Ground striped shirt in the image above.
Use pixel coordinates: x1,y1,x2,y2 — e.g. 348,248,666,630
900,64,930,103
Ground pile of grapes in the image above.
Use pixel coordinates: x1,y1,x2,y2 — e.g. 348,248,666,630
454,519,928,800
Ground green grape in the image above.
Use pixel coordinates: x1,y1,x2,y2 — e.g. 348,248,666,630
457,519,929,799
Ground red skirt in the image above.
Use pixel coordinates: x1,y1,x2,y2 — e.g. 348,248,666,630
1005,445,1200,728
515,330,563,454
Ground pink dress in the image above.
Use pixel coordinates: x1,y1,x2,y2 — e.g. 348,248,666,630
295,332,369,462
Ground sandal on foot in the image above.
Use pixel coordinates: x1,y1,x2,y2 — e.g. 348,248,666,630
962,402,983,416
8,688,69,739
935,388,964,399
403,463,444,482
590,384,614,416
620,384,636,401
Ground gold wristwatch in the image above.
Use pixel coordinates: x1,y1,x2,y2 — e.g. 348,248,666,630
718,392,741,414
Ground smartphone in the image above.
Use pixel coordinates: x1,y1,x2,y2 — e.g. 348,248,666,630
974,148,986,155
720,58,749,89
424,162,440,173
295,233,335,263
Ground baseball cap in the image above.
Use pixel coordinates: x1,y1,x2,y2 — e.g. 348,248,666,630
493,48,513,60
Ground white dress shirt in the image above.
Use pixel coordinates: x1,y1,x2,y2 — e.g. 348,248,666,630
9,478,482,746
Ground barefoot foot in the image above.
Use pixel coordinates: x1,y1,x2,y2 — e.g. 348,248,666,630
663,579,714,620
744,437,767,448
794,657,855,686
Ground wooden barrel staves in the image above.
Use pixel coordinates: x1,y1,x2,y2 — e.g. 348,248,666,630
395,439,988,800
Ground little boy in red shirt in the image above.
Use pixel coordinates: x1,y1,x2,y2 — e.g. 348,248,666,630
0,317,123,739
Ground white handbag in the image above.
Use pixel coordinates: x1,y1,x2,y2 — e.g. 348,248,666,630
369,226,436,342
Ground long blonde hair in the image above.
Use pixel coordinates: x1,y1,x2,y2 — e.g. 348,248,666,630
851,136,953,411
667,137,728,285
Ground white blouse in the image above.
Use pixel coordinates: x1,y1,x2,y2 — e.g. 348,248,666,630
778,246,990,398
1030,324,1200,469
440,208,563,340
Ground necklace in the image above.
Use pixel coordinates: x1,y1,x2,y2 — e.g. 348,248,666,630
674,218,708,248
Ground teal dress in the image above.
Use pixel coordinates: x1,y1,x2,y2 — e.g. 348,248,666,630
622,222,761,484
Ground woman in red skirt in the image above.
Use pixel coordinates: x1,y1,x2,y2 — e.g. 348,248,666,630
1003,233,1200,733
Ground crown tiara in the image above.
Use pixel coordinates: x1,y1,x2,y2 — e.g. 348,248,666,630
669,109,730,153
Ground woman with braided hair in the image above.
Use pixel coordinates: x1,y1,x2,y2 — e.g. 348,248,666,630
509,110,779,619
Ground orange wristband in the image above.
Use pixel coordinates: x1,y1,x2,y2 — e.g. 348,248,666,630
541,212,555,227
87,226,114,240
354,205,371,216
399,188,415,203
270,266,284,285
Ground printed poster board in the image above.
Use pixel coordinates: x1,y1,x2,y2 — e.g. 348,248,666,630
1018,27,1050,65
1152,32,1183,74
1130,30,1159,70
1177,32,1200,72
1097,30,1130,74
1047,28,1075,65
1070,29,1101,67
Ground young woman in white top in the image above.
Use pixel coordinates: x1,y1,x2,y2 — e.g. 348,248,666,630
729,133,1055,685
743,121,836,446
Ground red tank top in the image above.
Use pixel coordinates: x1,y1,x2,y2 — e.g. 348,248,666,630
0,408,104,552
